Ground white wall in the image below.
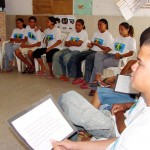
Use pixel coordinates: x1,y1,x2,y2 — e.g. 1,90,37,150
5,0,33,15
5,0,150,17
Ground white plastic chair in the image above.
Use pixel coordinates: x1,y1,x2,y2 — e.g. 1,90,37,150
34,33,67,73
104,52,137,77
0,40,9,69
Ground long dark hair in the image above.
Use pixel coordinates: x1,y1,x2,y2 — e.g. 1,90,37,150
48,16,57,25
120,22,134,37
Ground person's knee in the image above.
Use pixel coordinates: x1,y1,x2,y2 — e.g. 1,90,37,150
15,49,21,56
28,50,33,57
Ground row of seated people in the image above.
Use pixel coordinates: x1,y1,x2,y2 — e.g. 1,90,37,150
3,16,136,96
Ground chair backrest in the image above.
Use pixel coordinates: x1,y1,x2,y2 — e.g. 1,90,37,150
61,33,67,50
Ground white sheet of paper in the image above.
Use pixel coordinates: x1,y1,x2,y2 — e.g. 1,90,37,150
11,98,74,150
114,75,139,94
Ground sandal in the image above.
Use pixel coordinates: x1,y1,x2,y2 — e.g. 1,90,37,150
22,67,29,74
90,80,110,88
89,90,96,96
28,67,35,74
72,78,84,84
80,82,89,89
78,131,92,141
47,75,55,79
36,71,47,76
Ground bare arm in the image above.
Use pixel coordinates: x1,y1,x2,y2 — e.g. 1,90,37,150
46,40,62,52
52,138,117,150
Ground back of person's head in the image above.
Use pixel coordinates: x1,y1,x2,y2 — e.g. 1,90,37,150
29,16,37,22
99,18,109,29
16,18,26,28
76,19,85,29
48,16,57,25
140,27,150,47
120,22,134,37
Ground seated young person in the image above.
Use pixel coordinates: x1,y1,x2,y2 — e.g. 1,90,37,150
4,18,26,72
33,16,62,78
15,16,42,73
53,19,88,81
50,27,150,149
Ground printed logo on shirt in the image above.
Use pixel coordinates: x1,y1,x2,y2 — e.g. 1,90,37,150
114,42,125,53
46,34,54,41
94,38,104,45
28,32,36,40
14,33,23,39
70,37,80,42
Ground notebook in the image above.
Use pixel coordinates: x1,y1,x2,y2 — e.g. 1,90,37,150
114,74,139,94
7,94,77,150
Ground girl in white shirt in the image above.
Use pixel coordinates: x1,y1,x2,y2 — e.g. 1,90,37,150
33,16,62,78
57,19,88,81
4,18,26,71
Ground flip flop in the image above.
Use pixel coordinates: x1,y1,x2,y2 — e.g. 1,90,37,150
90,80,110,88
36,71,47,76
47,75,55,79
72,78,84,84
80,82,89,89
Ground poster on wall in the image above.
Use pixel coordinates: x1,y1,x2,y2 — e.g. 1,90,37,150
117,0,148,21
54,15,76,33
73,0,93,15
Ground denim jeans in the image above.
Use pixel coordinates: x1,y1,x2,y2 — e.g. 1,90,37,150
4,42,20,70
70,49,95,78
58,91,115,138
97,87,136,110
59,49,81,77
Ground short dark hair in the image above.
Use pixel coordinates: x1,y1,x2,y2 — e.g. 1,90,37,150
29,16,37,22
99,19,109,29
140,27,150,47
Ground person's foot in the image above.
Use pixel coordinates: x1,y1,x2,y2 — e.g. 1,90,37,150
36,70,47,76
47,75,55,79
80,82,89,89
59,75,69,81
72,78,84,84
90,80,110,88
22,67,29,74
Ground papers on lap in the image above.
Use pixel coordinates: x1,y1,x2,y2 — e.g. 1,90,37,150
114,75,139,94
7,94,76,150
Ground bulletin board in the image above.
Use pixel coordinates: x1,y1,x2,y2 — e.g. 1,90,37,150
33,0,73,15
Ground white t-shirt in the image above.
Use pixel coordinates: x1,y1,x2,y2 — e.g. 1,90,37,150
91,30,114,52
65,30,88,51
10,28,26,45
109,36,136,54
107,96,150,150
25,25,42,46
44,27,61,49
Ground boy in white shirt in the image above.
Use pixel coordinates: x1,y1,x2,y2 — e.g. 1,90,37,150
15,16,42,74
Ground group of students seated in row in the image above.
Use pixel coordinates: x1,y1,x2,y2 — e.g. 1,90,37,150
3,15,136,95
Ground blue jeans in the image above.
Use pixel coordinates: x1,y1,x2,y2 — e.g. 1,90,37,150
59,49,80,77
4,42,20,70
70,49,95,78
97,87,136,110
58,91,115,138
